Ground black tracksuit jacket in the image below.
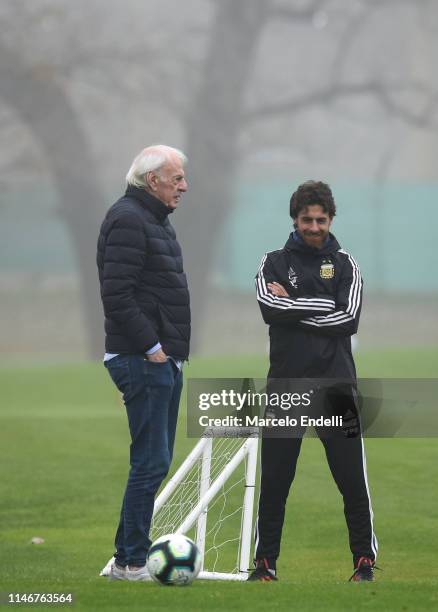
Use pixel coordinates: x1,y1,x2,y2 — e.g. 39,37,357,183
256,232,363,380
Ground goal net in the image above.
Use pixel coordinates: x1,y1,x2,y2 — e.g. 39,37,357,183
100,429,259,581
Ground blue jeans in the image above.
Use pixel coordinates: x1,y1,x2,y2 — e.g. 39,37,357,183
104,354,183,567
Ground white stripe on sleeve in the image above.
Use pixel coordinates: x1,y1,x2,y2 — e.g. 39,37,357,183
256,254,335,312
300,250,361,327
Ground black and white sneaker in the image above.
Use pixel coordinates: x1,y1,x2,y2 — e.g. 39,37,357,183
247,558,278,582
349,557,380,582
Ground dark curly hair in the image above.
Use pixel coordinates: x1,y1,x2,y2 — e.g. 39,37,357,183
289,180,336,223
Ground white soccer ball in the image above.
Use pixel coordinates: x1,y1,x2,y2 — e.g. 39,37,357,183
147,534,201,586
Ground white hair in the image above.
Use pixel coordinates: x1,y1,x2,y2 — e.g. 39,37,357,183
126,145,187,188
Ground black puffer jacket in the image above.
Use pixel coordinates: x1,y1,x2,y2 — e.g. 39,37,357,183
96,185,190,359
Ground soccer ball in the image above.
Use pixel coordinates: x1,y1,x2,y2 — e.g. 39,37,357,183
147,534,201,586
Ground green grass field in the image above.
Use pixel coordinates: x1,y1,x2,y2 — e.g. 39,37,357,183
1,349,437,611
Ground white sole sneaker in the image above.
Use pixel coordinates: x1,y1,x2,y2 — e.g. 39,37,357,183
108,563,127,581
126,565,149,581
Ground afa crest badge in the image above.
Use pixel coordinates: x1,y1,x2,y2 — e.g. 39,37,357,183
320,260,334,279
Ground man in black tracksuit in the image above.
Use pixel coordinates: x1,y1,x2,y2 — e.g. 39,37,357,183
248,181,378,582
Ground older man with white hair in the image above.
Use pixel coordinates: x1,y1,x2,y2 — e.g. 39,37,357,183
97,145,190,581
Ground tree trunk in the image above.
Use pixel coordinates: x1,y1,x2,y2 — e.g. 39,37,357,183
0,45,105,359
175,0,268,352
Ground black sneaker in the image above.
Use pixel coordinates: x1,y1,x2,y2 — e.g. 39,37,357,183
247,558,278,582
349,557,379,582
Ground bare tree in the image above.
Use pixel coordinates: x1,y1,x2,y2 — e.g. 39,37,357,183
0,42,104,358
1,0,437,357
176,0,269,347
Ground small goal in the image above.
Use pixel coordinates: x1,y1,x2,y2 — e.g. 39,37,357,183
100,428,259,581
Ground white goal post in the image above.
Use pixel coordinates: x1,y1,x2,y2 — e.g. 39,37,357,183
100,429,259,581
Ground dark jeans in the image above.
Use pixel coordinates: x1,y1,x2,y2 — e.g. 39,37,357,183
105,354,183,567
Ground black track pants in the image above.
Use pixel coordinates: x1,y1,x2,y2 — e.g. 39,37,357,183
254,434,378,566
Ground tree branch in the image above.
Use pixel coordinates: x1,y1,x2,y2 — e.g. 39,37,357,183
247,80,438,130
269,0,327,22
378,86,438,128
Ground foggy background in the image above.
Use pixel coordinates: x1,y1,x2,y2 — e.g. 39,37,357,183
1,0,437,364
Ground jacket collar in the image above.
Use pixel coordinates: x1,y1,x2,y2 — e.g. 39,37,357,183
284,231,340,255
125,184,171,221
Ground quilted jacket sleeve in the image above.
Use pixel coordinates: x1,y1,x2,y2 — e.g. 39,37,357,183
100,212,159,351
